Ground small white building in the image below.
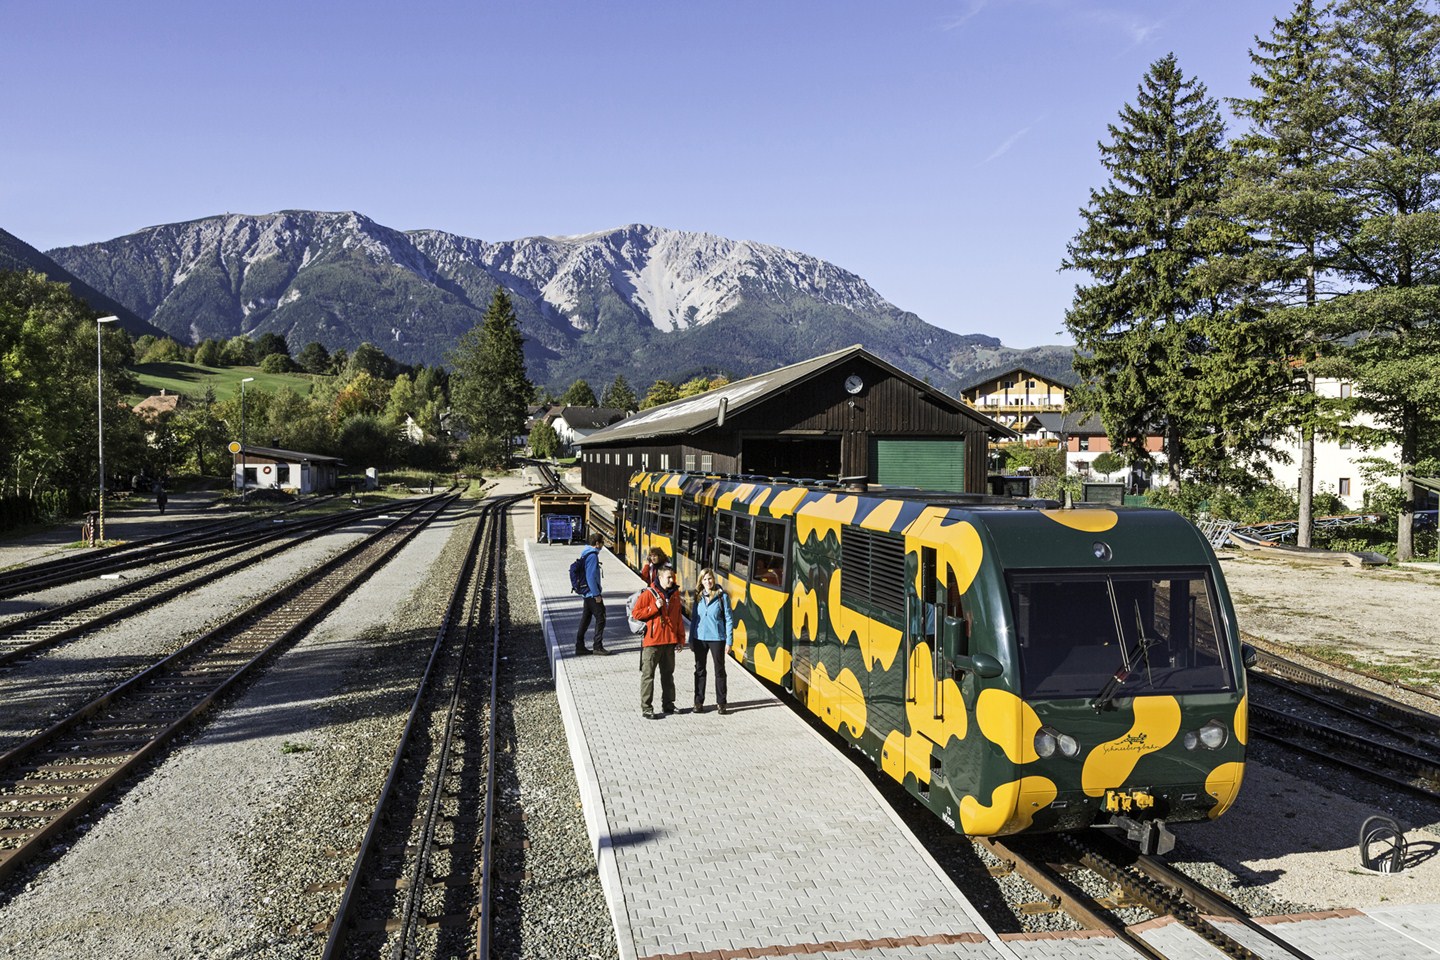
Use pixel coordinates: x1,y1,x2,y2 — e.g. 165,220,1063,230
1265,378,1398,510
233,444,341,494
551,406,628,454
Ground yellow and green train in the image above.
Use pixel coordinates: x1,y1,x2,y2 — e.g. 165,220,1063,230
623,471,1250,854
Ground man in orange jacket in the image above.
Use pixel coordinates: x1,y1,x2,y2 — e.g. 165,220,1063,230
631,564,686,719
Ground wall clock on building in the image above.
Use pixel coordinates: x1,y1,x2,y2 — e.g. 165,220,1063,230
844,374,864,395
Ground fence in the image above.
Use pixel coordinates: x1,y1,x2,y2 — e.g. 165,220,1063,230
0,489,90,534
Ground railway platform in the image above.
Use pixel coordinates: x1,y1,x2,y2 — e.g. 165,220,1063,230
521,525,1440,960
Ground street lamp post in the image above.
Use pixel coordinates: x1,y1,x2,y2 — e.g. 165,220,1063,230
240,377,255,503
95,316,118,544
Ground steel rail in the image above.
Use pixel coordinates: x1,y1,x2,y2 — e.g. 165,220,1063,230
474,489,509,960
1250,703,1440,799
321,485,532,958
1250,672,1440,751
0,497,429,667
0,494,454,884
0,495,339,598
1109,838,1316,960
977,837,1172,960
1244,632,1440,710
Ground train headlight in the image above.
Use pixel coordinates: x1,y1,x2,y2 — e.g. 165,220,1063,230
1198,720,1229,749
1182,720,1229,750
1034,726,1079,759
1034,728,1057,758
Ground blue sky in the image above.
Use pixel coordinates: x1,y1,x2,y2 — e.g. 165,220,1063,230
1,0,1291,348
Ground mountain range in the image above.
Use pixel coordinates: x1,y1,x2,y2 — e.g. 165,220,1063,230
18,211,1074,391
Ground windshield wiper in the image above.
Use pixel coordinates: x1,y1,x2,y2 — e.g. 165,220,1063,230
1090,597,1156,711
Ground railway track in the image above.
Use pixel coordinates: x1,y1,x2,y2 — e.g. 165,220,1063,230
0,496,337,600
0,494,456,885
1248,647,1440,801
982,832,1320,960
0,498,425,667
321,486,536,959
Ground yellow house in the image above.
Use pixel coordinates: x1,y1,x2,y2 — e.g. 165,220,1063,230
958,366,1072,431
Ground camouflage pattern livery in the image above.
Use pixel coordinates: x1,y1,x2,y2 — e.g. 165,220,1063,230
626,472,1247,839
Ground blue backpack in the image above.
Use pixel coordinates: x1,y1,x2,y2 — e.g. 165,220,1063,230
569,555,588,595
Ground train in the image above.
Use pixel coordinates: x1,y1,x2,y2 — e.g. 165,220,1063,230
622,471,1252,854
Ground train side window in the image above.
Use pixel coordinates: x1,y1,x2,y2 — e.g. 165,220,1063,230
751,517,788,585
678,499,702,559
658,495,677,538
717,513,733,543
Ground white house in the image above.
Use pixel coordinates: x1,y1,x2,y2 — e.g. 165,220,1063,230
551,406,628,454
1265,378,1398,510
232,444,341,494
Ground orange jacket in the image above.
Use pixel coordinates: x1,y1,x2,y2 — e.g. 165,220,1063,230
632,584,685,647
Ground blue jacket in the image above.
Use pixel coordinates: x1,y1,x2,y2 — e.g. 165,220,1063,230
581,546,602,597
689,590,733,644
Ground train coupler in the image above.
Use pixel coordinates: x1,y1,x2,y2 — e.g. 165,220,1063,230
1112,816,1176,855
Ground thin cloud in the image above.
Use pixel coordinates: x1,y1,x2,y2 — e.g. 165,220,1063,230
1081,8,1164,49
939,0,990,31
982,126,1032,164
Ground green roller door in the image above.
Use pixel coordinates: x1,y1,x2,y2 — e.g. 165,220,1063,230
872,439,967,492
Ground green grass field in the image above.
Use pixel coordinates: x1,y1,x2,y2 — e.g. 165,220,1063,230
130,362,321,401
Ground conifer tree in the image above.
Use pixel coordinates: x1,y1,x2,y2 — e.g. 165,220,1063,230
601,374,637,411
1063,54,1274,486
1319,0,1440,559
1229,0,1349,545
450,288,533,467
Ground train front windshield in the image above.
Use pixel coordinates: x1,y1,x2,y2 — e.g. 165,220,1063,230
1009,570,1235,700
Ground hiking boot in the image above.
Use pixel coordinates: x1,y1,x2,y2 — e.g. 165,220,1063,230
717,704,729,715
693,702,705,714
574,645,592,656
592,643,610,655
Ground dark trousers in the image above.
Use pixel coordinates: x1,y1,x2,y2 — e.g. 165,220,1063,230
576,596,606,649
640,644,676,713
692,639,728,707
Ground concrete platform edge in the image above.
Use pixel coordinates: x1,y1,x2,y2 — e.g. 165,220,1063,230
522,537,637,960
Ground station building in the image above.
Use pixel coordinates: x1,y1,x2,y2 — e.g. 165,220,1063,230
232,444,342,494
578,345,1013,501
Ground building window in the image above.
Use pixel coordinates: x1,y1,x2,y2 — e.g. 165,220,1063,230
1027,380,1036,388
685,454,696,471
641,453,649,469
1340,382,1352,398
1003,379,1015,390
701,454,713,473
1339,477,1351,497
628,453,634,467
277,464,290,485
661,453,670,470
1078,437,1090,451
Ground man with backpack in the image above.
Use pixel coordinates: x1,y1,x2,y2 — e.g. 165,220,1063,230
572,533,610,656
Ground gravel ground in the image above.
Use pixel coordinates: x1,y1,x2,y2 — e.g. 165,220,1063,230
0,479,615,960
0,522,380,755
0,497,473,958
486,503,616,960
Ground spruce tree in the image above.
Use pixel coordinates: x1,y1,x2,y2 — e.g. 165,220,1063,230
449,288,533,467
1229,0,1350,545
601,374,637,411
1063,54,1272,486
1320,0,1440,559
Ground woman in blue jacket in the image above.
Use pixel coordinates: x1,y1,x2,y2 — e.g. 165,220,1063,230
689,568,733,714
